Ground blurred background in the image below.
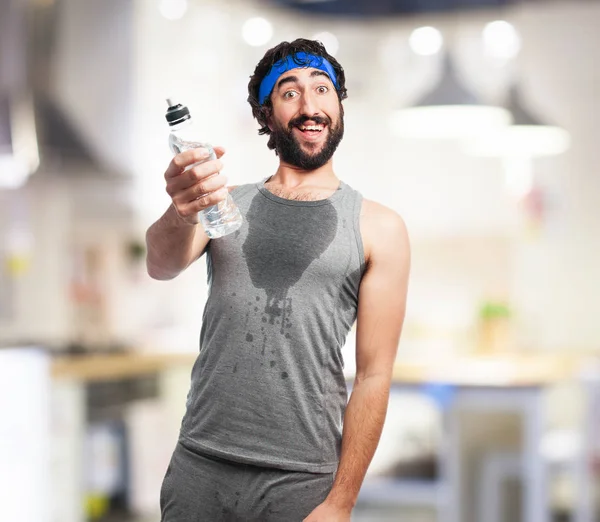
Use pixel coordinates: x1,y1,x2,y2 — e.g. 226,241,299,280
1,0,599,521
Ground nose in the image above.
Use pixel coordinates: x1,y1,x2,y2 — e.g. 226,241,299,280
299,90,319,117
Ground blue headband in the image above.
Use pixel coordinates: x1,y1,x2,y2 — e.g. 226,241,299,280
258,52,339,105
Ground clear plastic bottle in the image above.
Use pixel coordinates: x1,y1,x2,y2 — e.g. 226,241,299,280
165,98,242,238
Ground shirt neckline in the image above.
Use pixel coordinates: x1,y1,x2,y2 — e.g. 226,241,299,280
256,177,346,207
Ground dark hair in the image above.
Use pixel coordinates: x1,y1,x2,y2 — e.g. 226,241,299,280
247,38,348,150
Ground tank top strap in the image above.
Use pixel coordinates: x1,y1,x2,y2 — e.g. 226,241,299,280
334,182,366,272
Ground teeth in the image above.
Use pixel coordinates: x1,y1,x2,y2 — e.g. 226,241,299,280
299,125,323,131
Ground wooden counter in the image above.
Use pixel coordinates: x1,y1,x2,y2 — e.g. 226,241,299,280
51,352,197,381
52,351,592,386
386,353,586,387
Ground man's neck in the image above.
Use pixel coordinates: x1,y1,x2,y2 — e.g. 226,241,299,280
270,160,338,189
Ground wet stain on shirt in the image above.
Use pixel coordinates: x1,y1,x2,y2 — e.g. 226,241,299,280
242,193,338,332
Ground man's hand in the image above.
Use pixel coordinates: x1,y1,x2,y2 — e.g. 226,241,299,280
164,145,228,225
303,500,352,522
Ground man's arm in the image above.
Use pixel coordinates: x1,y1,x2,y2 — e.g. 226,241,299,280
145,146,228,280
145,204,210,280
305,201,410,521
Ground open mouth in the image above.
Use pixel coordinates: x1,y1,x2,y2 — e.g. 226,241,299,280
294,123,326,139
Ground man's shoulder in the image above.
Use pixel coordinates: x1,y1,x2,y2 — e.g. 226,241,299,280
360,198,406,233
359,198,409,263
229,181,256,191
229,181,260,197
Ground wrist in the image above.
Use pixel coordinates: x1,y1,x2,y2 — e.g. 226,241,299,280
168,203,198,228
324,490,355,513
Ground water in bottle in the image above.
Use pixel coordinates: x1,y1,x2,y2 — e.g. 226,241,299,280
165,98,242,238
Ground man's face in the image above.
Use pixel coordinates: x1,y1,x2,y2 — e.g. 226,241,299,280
267,66,344,170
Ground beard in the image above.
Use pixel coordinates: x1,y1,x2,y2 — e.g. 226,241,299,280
271,109,345,170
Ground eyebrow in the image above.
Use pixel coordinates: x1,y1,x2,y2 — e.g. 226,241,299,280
276,70,331,91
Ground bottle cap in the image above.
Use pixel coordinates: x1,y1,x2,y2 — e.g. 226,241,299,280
165,98,191,125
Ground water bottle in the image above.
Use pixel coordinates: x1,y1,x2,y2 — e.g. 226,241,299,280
165,98,242,238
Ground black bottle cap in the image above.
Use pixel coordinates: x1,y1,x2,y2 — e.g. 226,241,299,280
165,98,190,125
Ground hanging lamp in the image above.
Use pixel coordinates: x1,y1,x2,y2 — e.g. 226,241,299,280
466,83,571,157
0,93,39,189
390,53,512,140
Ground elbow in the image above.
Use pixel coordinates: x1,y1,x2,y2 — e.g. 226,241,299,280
146,266,168,281
146,259,177,280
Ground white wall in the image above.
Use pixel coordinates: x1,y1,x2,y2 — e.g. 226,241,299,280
509,1,600,350
0,176,71,345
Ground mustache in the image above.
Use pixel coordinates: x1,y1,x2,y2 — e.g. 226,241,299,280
288,115,331,130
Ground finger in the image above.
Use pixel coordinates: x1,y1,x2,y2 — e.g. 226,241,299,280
213,146,226,159
178,188,229,217
173,173,228,204
164,148,211,178
166,159,224,193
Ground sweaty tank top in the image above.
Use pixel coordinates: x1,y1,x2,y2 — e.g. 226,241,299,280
179,178,366,473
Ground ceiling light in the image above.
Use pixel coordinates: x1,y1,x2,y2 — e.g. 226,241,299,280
466,84,571,157
390,54,511,139
311,31,339,57
465,84,570,199
158,0,187,21
0,94,39,190
409,26,443,57
242,17,273,47
483,20,521,60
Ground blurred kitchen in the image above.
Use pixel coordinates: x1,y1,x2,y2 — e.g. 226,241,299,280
1,0,599,521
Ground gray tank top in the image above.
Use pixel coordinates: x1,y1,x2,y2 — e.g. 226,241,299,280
179,179,366,473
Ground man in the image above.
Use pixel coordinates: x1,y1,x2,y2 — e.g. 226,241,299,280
146,38,410,521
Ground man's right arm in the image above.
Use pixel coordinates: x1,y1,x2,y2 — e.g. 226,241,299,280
145,146,228,280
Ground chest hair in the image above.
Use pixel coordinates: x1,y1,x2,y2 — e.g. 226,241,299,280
265,184,335,202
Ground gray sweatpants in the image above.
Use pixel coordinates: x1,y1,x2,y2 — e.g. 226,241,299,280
160,442,335,522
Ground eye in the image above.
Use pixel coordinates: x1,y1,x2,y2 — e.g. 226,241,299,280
283,90,298,99
316,85,329,94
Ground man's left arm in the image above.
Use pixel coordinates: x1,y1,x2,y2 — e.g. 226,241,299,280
304,206,411,521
